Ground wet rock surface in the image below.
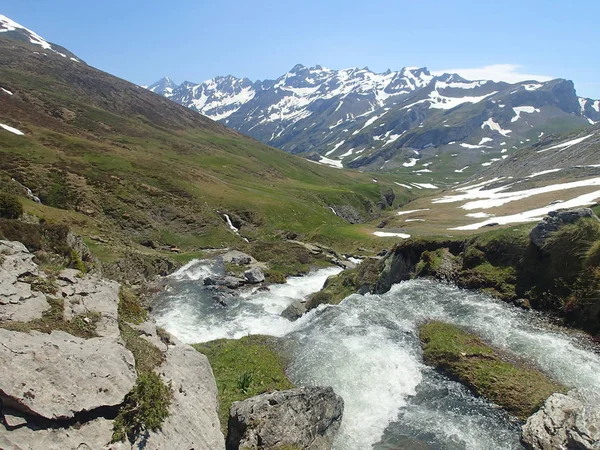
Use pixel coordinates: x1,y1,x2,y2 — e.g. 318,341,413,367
281,300,306,321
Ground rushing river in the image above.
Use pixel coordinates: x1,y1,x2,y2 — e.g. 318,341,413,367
152,260,600,450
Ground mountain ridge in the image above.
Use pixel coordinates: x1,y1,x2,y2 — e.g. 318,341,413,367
149,65,599,177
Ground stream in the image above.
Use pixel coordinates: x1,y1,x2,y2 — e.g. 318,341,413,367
152,260,600,450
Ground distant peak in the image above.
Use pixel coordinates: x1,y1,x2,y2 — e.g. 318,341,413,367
290,63,307,72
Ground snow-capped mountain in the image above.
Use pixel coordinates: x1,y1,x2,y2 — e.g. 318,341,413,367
0,14,81,61
144,76,177,98
149,65,599,175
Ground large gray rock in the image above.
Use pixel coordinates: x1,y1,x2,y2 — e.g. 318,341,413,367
0,240,50,322
0,417,114,450
220,250,257,265
227,386,344,450
132,337,225,450
522,389,600,450
244,267,265,284
0,329,136,420
530,208,598,248
59,269,121,338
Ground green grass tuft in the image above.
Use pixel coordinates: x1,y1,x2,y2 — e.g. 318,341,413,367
193,335,294,432
118,287,148,325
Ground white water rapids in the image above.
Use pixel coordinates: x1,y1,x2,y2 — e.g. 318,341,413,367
152,260,600,450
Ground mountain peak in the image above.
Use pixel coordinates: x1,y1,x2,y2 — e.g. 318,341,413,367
0,14,80,61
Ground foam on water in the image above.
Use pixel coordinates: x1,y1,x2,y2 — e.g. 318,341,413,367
153,265,600,450
169,259,221,281
153,261,341,343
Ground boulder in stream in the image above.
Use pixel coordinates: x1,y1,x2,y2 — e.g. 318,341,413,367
244,267,265,283
227,386,343,450
281,301,306,321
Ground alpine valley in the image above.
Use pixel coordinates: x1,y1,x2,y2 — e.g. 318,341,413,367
148,66,600,180
1,12,600,450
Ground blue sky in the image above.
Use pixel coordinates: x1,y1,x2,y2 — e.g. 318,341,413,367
3,0,600,97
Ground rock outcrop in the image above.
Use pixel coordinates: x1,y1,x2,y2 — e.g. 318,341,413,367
521,389,600,450
0,328,136,420
227,386,344,450
0,240,225,450
220,250,257,265
530,208,598,248
0,240,50,322
131,334,225,450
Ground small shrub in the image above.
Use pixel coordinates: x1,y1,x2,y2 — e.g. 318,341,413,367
0,192,22,219
264,269,286,284
112,372,171,443
69,249,87,273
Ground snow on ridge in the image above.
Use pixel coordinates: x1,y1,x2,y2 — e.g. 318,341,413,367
428,90,497,110
0,14,67,58
397,208,430,216
373,231,411,238
537,133,595,154
325,140,345,156
460,143,490,149
402,158,418,167
529,168,562,178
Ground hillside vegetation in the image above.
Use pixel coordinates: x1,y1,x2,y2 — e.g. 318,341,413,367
0,38,413,263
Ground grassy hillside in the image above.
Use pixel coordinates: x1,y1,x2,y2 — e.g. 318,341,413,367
0,38,414,261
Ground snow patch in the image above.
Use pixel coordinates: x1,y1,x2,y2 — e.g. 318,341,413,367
481,118,512,137
0,123,24,135
511,106,540,122
373,231,411,238
537,134,595,153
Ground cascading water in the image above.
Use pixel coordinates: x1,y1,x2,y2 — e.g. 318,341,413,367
152,261,600,450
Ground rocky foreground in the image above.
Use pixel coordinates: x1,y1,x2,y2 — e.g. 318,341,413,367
0,239,344,449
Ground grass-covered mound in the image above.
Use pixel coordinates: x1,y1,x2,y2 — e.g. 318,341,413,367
306,257,383,309
419,321,566,419
193,335,294,431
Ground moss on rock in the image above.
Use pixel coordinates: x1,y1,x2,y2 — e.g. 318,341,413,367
419,321,566,420
306,257,383,309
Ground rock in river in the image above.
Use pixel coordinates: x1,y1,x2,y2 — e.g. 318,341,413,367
227,386,343,450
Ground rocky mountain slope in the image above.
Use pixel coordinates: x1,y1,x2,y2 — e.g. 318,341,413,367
149,66,599,178
0,15,410,263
